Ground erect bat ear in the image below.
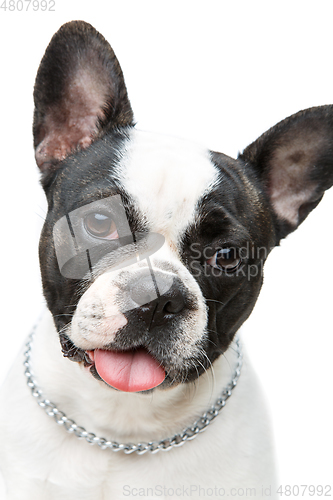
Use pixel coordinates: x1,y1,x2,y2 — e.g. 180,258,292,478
33,21,134,173
239,105,333,241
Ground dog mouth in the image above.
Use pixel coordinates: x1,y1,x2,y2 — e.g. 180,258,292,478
85,347,166,392
60,332,211,392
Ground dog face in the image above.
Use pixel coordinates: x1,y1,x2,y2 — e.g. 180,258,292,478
34,22,333,392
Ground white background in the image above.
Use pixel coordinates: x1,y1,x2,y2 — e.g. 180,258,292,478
0,1,332,498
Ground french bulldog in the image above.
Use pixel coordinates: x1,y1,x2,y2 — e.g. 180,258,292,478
0,20,332,500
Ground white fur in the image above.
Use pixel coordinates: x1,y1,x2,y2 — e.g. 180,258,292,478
0,311,277,499
70,272,128,348
115,129,219,241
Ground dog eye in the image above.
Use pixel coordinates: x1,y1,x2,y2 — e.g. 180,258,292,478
207,248,241,272
84,213,119,239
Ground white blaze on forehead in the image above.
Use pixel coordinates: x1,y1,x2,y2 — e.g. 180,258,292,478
116,130,219,240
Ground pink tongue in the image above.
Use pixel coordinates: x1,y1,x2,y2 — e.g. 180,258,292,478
93,349,165,392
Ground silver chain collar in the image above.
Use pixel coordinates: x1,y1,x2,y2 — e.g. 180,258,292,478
24,322,243,455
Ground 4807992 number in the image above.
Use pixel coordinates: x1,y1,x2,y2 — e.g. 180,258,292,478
0,0,55,11
277,485,332,496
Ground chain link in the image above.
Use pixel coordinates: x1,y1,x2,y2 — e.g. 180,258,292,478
24,323,242,454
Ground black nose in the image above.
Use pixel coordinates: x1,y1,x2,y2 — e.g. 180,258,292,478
129,271,186,329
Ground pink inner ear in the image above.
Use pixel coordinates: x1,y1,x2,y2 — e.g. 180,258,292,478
268,131,325,227
35,68,110,170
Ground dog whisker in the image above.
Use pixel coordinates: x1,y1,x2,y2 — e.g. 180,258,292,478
35,212,46,223
205,298,226,307
53,313,74,319
203,333,218,349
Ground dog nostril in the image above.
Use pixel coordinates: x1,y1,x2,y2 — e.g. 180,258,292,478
128,271,188,328
163,296,185,315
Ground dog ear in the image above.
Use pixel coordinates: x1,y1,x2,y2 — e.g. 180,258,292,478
33,21,134,172
239,106,333,241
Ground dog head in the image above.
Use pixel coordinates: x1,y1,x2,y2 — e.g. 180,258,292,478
34,21,333,392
